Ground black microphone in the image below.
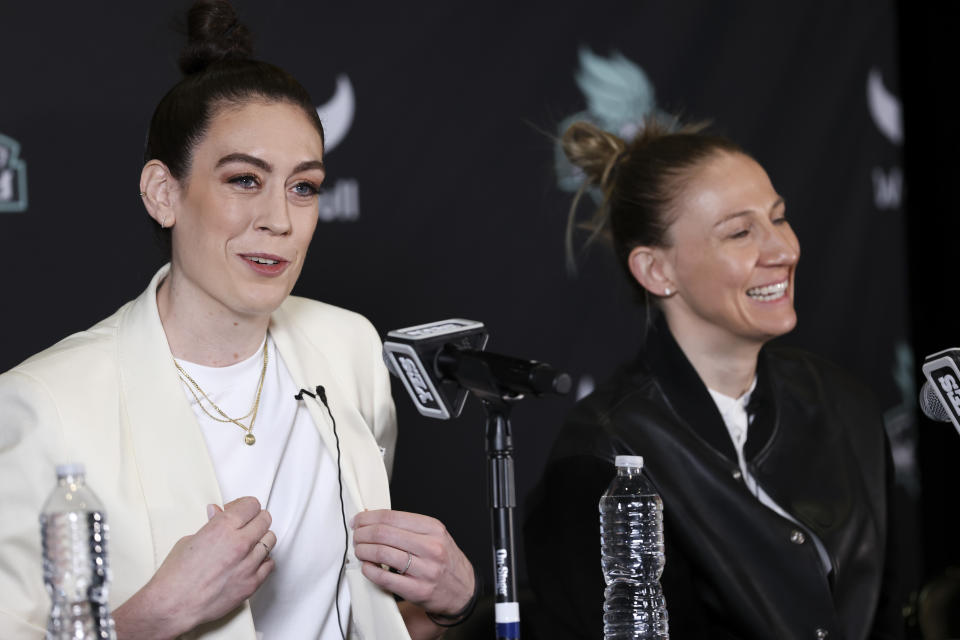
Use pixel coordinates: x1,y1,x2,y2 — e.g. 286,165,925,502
436,344,572,399
383,319,571,419
919,348,960,436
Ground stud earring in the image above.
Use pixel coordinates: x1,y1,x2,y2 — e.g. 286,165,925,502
139,191,146,197
664,287,672,296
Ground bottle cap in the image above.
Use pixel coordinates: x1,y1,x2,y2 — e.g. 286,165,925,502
614,455,643,468
55,462,86,478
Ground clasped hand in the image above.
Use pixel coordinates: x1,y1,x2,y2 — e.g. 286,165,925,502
114,496,275,639
352,509,475,617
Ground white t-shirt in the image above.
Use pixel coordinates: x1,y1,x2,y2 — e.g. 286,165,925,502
176,335,350,639
707,380,832,574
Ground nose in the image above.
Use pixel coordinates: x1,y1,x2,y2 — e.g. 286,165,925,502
255,185,293,235
759,221,800,266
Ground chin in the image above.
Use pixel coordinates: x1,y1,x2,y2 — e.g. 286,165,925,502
234,291,290,317
762,314,798,340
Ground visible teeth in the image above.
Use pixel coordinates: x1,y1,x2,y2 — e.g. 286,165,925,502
746,280,787,301
248,256,279,265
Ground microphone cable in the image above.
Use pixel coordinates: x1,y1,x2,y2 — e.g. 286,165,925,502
295,385,348,640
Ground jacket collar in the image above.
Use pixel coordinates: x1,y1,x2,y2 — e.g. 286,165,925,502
633,316,776,464
117,266,378,569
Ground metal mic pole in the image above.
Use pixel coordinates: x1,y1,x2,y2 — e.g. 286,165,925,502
484,402,520,640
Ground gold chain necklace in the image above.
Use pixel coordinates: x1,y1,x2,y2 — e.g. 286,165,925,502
174,340,269,446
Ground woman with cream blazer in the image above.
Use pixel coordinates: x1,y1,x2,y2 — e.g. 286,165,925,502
0,266,407,639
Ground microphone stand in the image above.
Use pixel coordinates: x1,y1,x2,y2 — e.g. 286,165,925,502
444,356,523,639
484,398,520,640
433,344,571,639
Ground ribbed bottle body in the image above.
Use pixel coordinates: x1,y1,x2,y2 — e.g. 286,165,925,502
600,457,668,639
41,465,116,640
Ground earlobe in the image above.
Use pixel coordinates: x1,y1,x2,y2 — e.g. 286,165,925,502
628,246,675,298
139,160,177,228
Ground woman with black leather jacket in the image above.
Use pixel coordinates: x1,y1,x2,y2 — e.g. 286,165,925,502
524,120,903,639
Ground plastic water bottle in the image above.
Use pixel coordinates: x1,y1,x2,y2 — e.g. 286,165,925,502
40,463,116,640
600,455,669,639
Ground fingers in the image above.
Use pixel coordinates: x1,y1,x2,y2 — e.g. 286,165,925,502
360,559,421,597
220,496,263,527
239,509,272,545
253,530,277,558
255,557,276,583
352,524,429,559
351,510,450,582
354,543,412,575
239,529,278,576
208,498,272,548
352,509,444,536
352,512,447,560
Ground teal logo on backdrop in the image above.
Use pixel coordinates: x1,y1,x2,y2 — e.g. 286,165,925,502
0,133,28,213
555,48,665,193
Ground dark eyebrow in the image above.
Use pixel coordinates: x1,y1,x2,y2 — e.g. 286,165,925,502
215,154,324,175
293,160,325,173
714,197,786,227
215,153,273,172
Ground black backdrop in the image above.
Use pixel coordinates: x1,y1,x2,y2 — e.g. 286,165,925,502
3,0,953,626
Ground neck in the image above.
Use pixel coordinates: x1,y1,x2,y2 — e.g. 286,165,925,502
157,267,269,367
663,312,761,398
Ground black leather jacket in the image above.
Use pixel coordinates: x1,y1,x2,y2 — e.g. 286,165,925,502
525,324,902,640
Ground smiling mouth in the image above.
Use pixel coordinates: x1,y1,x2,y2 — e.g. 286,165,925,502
746,280,788,301
239,254,290,275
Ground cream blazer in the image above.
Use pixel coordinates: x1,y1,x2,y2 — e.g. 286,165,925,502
0,266,411,640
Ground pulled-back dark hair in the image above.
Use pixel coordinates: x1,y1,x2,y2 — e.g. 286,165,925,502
562,119,745,295
145,0,324,253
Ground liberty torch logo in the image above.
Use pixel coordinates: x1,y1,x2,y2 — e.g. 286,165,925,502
0,133,28,213
555,48,663,196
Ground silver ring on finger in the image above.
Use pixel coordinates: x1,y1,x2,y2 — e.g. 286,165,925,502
397,550,413,576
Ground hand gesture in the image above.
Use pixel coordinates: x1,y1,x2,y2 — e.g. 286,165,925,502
114,496,276,639
352,509,475,617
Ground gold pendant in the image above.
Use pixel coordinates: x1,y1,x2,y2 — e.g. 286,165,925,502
244,433,256,446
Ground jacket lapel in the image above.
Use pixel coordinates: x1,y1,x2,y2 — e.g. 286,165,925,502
118,265,225,567
118,266,256,639
268,305,390,516
641,319,739,461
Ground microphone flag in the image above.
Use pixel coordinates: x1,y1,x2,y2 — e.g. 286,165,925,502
383,319,489,420
920,347,960,437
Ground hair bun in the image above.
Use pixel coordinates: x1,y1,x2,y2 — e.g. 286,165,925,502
178,0,253,75
561,121,626,189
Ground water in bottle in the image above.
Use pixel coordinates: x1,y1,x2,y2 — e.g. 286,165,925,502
600,455,669,639
40,463,116,640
